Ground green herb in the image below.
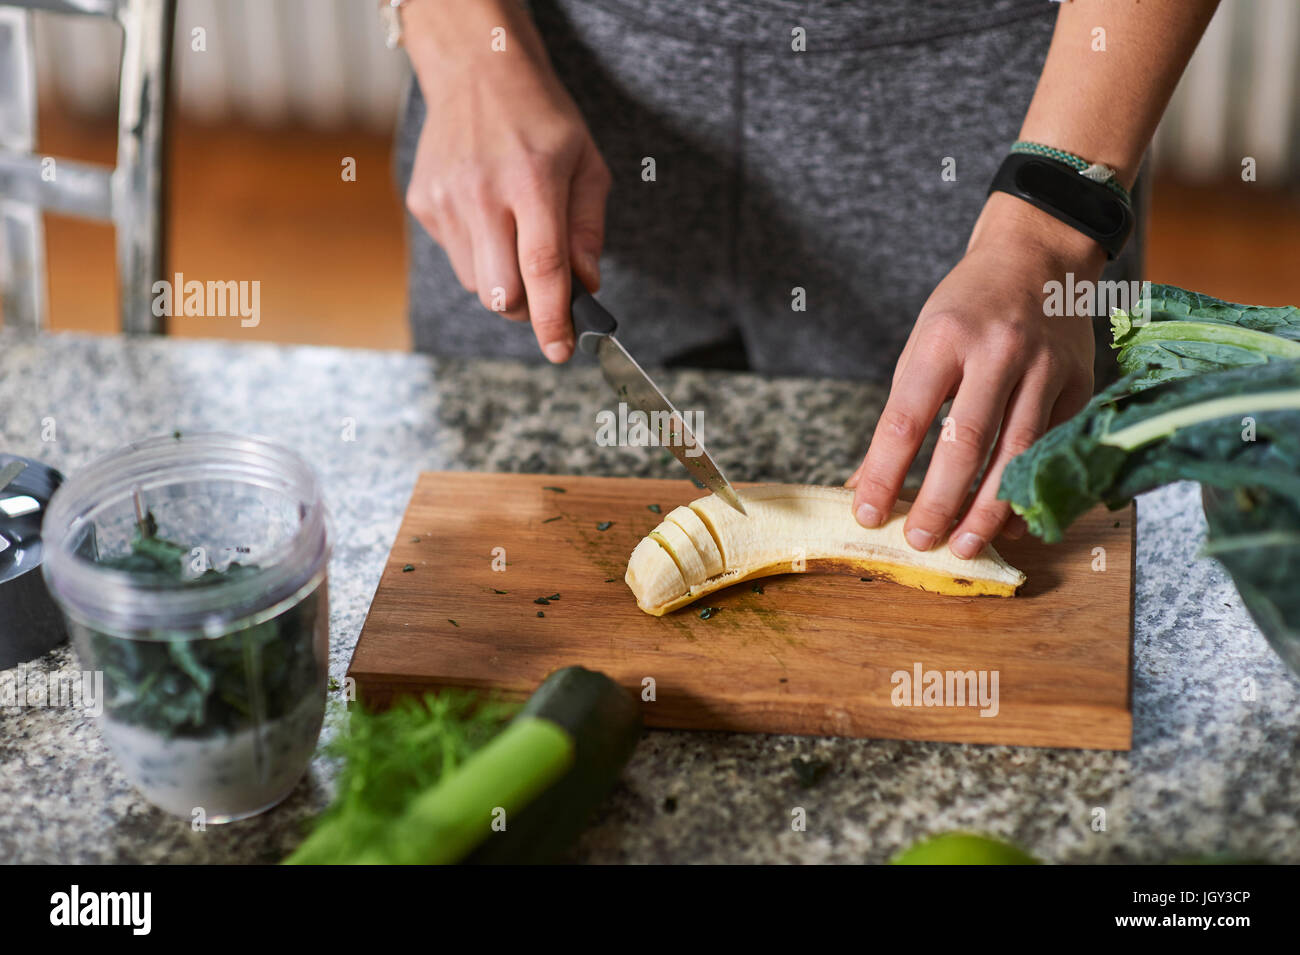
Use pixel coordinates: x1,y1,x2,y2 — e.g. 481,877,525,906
751,583,764,594
791,757,829,788
286,691,516,864
536,610,545,618
647,504,661,514
328,677,340,691
492,588,508,595
596,521,613,531
533,597,550,605
699,607,719,620
541,515,562,524
171,429,182,441
448,619,458,627
402,564,415,572
542,486,566,493
604,578,619,583
546,593,560,601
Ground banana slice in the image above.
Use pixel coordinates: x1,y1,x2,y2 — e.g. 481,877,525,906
625,484,1026,615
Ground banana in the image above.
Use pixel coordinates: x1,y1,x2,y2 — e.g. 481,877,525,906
625,484,1026,615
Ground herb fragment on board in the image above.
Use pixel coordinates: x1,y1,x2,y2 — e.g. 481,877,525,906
448,619,458,627
647,504,661,514
533,597,550,605
596,521,613,531
546,593,560,601
791,757,830,788
541,515,561,523
751,583,764,594
699,607,719,620
542,486,566,493
536,611,545,618
492,588,508,595
604,578,618,583
402,564,415,572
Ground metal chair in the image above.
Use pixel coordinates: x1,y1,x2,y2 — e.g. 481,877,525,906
0,0,173,333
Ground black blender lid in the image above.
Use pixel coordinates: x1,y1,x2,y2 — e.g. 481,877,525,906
0,453,67,669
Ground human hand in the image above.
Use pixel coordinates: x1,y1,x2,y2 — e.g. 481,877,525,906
847,192,1106,558
403,0,610,362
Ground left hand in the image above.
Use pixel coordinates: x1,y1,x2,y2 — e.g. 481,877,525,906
846,191,1106,558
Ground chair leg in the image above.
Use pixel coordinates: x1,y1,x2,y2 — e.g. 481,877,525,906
0,6,44,331
114,0,174,335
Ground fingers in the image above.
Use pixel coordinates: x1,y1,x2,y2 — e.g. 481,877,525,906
568,148,611,294
468,204,528,322
851,346,959,530
407,182,477,293
904,366,1016,553
513,171,575,363
947,369,1062,558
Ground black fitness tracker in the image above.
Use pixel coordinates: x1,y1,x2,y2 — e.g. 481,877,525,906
988,153,1135,259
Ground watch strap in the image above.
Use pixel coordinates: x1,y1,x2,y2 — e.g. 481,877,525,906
988,152,1135,260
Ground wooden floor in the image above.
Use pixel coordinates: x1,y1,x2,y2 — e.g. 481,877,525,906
13,111,1300,348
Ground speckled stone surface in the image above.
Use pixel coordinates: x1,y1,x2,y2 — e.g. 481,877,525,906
1,330,1297,864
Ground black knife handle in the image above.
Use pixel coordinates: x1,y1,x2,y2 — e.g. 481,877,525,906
570,272,617,355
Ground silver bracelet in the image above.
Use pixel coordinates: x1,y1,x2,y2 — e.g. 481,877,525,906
380,0,412,50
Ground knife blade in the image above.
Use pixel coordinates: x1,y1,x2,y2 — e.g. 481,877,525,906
570,276,747,515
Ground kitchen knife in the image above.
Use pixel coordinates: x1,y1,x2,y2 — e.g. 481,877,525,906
570,276,747,516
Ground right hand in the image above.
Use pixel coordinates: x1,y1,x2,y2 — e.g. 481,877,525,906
402,0,611,362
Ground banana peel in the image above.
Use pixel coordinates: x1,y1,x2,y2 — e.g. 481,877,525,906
625,485,1026,616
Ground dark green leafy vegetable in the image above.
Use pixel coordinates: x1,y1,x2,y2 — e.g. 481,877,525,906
541,515,562,523
1000,358,1300,541
699,607,719,620
402,564,415,572
596,521,613,531
1111,284,1300,390
1202,486,1300,676
542,486,566,493
92,514,322,738
1001,284,1300,679
647,504,661,514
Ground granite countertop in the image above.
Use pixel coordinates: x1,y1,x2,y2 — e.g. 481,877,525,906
2,330,1297,864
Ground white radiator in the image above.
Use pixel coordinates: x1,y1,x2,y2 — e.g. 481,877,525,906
32,0,410,132
27,0,1300,182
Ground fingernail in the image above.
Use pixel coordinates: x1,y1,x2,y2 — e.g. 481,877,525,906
906,527,935,551
543,341,572,363
951,532,983,559
855,503,883,528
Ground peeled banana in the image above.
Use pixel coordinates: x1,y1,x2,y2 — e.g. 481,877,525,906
625,484,1026,615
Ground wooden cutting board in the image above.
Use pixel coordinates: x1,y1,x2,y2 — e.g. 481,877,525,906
348,472,1134,750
